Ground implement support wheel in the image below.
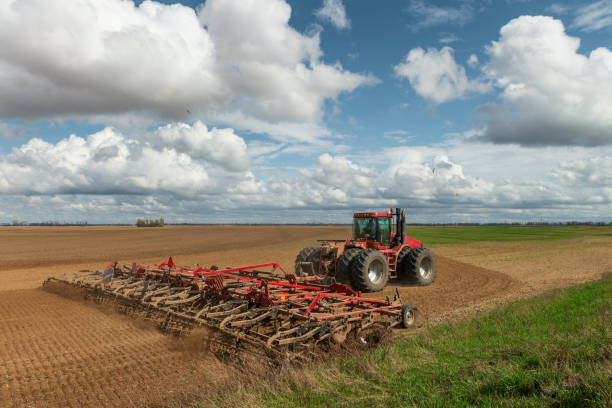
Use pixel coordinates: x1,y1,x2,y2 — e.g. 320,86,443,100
401,304,417,328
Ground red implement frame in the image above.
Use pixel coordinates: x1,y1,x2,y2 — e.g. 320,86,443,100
109,258,405,323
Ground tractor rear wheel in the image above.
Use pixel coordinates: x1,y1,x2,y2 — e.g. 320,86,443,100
336,248,362,284
352,249,389,292
396,247,412,280
404,248,436,285
294,246,321,276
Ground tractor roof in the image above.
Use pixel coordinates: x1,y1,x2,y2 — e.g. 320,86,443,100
353,212,391,218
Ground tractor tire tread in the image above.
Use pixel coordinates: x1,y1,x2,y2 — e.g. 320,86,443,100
336,248,362,284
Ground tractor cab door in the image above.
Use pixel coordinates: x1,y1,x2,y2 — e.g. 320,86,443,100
376,217,391,246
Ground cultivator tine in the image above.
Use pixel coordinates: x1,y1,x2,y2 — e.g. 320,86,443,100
276,325,322,346
207,303,248,319
163,294,200,306
225,309,275,329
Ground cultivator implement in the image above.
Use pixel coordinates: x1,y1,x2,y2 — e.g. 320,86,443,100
43,258,417,363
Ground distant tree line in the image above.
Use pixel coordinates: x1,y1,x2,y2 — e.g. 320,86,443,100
11,220,88,226
136,217,165,227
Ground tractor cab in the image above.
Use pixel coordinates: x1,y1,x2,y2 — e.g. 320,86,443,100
352,212,392,246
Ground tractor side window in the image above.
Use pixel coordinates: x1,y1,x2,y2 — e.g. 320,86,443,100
377,217,391,245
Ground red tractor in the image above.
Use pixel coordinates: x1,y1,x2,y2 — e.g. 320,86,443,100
295,208,436,292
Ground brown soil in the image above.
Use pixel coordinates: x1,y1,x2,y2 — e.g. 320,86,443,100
0,226,609,407
433,236,612,298
379,255,519,322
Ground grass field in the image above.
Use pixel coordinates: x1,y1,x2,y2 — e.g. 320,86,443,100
406,225,612,245
209,274,612,407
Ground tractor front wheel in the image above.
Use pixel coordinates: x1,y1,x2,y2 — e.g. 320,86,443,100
294,246,321,276
404,247,436,285
352,249,389,292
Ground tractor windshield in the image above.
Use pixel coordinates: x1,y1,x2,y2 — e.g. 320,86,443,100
353,217,391,245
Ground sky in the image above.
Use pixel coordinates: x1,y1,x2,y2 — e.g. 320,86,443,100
0,0,611,224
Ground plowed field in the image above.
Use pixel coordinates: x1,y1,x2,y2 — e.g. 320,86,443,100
0,226,609,407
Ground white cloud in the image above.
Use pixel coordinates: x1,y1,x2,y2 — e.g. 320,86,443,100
480,15,612,146
0,122,27,139
467,54,479,68
315,0,351,30
244,140,612,216
199,0,376,125
394,47,491,104
554,156,612,188
0,122,249,196
296,142,612,218
546,3,570,15
0,0,374,138
439,33,461,44
408,0,473,31
210,110,334,146
1,128,611,222
0,0,219,119
311,154,376,193
381,141,612,213
383,130,413,143
247,141,284,162
152,122,248,172
397,15,612,146
573,0,612,31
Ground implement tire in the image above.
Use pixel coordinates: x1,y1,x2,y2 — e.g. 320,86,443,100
294,246,321,276
404,247,436,285
336,248,362,284
352,249,389,292
402,304,417,328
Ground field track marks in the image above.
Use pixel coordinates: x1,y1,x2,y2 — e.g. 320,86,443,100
0,289,235,408
380,255,520,321
433,237,612,295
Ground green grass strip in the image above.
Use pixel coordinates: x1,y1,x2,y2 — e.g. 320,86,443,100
405,225,612,245
209,275,612,408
